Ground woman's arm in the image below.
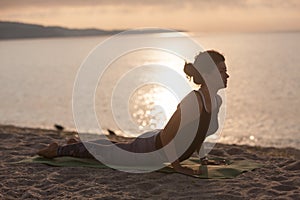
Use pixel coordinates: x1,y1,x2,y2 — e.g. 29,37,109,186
158,91,203,175
159,104,181,147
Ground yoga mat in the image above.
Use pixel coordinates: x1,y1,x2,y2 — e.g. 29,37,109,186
19,156,263,179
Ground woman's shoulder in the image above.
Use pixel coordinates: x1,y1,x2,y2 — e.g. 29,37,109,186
193,90,204,102
181,90,202,102
178,90,204,111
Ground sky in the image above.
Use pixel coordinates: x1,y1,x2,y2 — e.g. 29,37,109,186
0,0,300,32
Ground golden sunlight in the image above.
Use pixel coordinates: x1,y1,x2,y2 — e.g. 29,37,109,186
0,0,299,32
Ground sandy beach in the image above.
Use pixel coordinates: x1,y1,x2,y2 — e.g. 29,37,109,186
0,124,299,199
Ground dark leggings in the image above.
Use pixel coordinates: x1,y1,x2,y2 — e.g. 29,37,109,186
57,142,95,159
57,135,158,159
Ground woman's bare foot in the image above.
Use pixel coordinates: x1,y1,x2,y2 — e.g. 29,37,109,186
37,142,59,158
66,138,80,144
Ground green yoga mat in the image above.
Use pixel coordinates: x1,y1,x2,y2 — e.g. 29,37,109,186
20,156,263,179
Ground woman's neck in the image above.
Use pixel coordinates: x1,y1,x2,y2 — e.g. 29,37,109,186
199,85,216,112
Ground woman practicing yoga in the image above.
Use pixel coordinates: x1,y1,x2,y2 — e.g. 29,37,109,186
38,50,229,175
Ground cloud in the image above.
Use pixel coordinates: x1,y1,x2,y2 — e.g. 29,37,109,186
0,0,299,32
1,0,299,10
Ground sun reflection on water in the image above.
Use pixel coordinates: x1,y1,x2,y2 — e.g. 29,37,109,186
96,48,195,137
129,84,179,132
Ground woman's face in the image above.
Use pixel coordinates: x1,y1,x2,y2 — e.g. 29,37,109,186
217,61,229,88
192,61,229,88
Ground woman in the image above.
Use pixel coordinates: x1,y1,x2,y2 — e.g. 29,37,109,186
38,50,229,175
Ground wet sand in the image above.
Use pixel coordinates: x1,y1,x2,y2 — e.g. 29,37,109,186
0,125,299,199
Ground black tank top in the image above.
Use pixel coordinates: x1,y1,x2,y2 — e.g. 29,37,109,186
155,90,211,162
178,90,211,162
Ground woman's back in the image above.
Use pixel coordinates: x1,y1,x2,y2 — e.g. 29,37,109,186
157,90,211,162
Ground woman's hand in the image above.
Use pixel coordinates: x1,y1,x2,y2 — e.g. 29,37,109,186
174,165,199,175
171,160,201,175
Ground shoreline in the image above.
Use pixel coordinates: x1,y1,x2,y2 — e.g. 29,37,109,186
1,124,299,199
1,122,299,150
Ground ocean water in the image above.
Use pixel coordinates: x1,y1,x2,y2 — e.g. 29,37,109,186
0,32,299,149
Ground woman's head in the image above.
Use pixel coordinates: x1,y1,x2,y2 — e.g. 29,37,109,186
184,50,229,88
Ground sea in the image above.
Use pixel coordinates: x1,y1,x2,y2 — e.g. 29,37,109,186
0,32,299,149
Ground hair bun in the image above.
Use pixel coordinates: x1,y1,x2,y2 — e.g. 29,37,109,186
184,62,195,77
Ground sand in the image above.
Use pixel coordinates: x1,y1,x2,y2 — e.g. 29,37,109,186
0,125,299,199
